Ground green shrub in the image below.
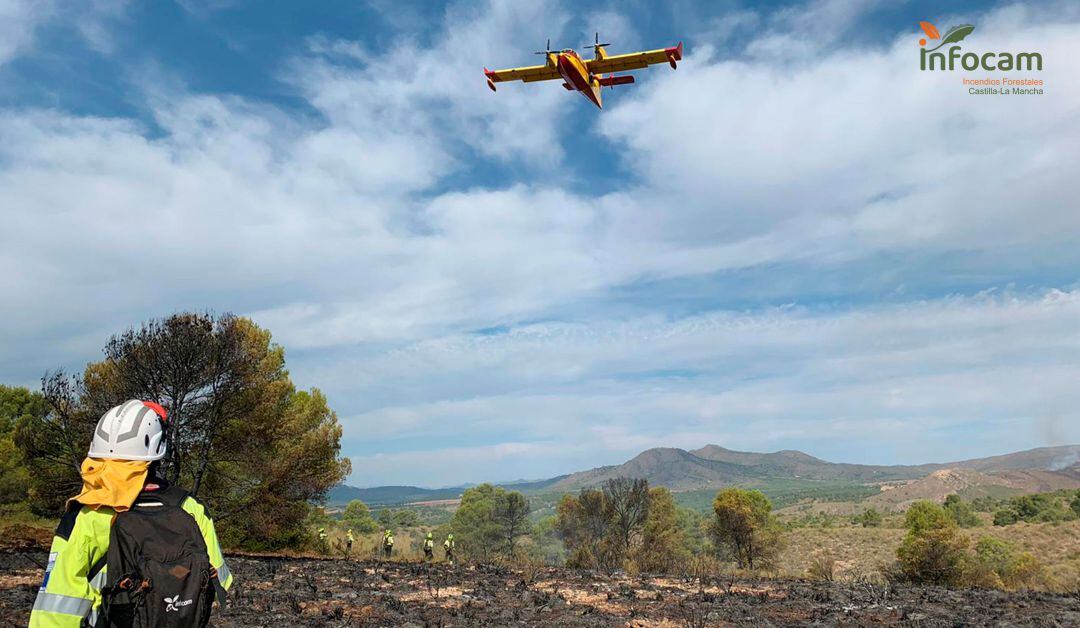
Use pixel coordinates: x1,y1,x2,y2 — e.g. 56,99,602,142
896,526,969,586
968,537,1042,589
944,495,981,528
991,491,1076,526
896,501,968,586
0,385,49,507
905,500,953,535
1012,494,1070,522
634,487,687,573
449,484,531,561
855,508,883,528
710,488,783,570
342,499,378,533
993,508,1019,526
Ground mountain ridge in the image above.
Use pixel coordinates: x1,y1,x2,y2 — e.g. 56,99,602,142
329,444,1080,504
552,444,1080,490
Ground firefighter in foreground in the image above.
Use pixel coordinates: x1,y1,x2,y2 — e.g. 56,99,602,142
30,400,232,627
423,532,435,560
382,529,394,558
444,533,455,565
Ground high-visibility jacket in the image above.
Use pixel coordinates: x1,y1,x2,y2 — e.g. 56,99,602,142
423,538,434,550
383,534,394,547
29,489,232,627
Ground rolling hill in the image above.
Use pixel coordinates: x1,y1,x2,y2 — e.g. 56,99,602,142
327,475,569,506
330,444,1080,506
864,466,1080,508
549,444,1080,491
327,485,465,506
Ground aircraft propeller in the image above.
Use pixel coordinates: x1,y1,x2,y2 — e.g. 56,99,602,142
586,32,611,51
533,39,555,55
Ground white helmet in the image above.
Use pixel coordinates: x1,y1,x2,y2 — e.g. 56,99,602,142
89,400,168,461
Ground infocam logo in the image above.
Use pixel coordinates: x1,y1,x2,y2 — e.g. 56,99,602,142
164,595,193,612
918,21,1042,72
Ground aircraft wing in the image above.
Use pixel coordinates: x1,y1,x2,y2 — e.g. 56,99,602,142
586,42,683,74
484,64,561,85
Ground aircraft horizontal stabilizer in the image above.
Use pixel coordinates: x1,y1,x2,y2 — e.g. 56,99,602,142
598,75,635,87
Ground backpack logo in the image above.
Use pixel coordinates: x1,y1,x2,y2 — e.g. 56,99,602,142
164,595,193,612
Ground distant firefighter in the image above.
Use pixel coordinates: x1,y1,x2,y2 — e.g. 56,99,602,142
444,533,456,564
383,529,395,558
423,532,435,560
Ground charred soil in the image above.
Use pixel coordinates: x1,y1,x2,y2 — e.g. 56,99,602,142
3,549,1079,626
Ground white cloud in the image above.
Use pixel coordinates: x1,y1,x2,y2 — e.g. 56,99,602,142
1,1,1078,485
349,441,571,487
579,10,640,54
0,0,53,66
74,0,129,54
333,289,1080,484
746,0,877,61
292,0,574,165
600,5,1080,266
176,0,239,18
6,3,1076,358
0,0,129,65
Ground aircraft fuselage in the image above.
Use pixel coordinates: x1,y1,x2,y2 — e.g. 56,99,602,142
553,50,602,109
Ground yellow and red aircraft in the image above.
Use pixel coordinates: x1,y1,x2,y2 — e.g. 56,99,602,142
484,33,683,109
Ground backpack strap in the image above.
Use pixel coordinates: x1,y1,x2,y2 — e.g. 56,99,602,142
88,554,107,586
85,510,118,594
55,500,83,541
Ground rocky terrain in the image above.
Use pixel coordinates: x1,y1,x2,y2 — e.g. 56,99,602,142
3,549,1079,627
865,468,1080,509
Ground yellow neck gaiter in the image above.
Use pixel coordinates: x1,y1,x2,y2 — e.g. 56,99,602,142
68,457,150,512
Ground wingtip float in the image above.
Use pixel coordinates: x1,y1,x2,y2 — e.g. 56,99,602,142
483,33,683,109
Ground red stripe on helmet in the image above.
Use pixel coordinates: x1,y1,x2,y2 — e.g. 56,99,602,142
141,401,168,422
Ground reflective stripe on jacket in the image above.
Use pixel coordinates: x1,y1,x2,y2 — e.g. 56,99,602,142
29,494,232,627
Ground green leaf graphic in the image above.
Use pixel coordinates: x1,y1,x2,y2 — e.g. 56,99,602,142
941,24,975,44
927,24,975,51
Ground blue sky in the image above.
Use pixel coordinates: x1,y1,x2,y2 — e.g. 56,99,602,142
1,0,1078,487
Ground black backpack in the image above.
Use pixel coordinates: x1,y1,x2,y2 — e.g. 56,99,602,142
93,485,216,628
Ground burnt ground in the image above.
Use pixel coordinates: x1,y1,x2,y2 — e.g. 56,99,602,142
2,549,1079,627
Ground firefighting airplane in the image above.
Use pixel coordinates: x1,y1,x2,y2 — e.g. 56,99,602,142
484,33,683,109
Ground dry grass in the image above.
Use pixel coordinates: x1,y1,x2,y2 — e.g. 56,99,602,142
777,519,1080,591
969,520,1080,591
780,525,904,579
